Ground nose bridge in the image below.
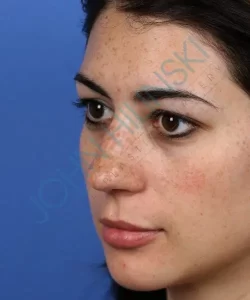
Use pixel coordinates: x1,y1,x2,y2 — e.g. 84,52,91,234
96,104,143,164
87,109,146,192
109,103,142,152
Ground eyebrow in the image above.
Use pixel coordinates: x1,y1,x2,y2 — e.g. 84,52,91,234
74,72,218,109
74,73,109,98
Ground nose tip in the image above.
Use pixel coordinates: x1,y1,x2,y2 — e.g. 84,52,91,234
88,161,146,193
89,170,118,192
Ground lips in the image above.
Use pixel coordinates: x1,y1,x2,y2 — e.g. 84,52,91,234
100,218,162,249
100,219,155,231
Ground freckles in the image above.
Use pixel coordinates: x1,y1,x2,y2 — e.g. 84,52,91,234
114,131,121,139
111,46,118,55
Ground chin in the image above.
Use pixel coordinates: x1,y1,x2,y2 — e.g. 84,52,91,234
103,245,175,291
109,266,167,291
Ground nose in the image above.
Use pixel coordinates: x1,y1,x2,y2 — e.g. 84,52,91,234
89,159,146,193
87,132,147,194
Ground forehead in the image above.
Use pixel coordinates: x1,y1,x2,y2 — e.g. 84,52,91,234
81,8,229,101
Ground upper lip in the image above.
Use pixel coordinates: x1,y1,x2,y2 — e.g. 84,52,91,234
100,218,159,232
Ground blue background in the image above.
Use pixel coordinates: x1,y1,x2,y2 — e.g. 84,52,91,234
0,1,112,299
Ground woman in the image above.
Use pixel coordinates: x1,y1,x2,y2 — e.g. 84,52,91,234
74,1,250,299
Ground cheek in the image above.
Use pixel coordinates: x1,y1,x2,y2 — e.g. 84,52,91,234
173,167,207,195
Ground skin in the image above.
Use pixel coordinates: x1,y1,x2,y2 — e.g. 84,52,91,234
76,7,250,300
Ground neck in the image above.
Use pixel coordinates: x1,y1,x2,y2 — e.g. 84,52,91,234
167,253,250,300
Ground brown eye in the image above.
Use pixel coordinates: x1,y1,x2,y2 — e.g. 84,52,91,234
152,111,196,138
86,100,113,123
161,114,180,133
88,102,104,120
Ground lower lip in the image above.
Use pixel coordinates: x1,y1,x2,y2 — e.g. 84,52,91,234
102,226,160,249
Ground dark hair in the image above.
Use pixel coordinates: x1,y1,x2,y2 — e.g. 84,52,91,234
80,1,250,299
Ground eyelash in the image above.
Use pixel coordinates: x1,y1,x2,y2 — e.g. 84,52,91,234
73,98,199,140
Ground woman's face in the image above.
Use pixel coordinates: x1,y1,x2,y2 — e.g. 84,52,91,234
76,8,250,291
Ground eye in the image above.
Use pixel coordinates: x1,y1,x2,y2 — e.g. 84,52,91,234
150,110,197,139
73,99,199,138
86,100,113,122
73,98,113,129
